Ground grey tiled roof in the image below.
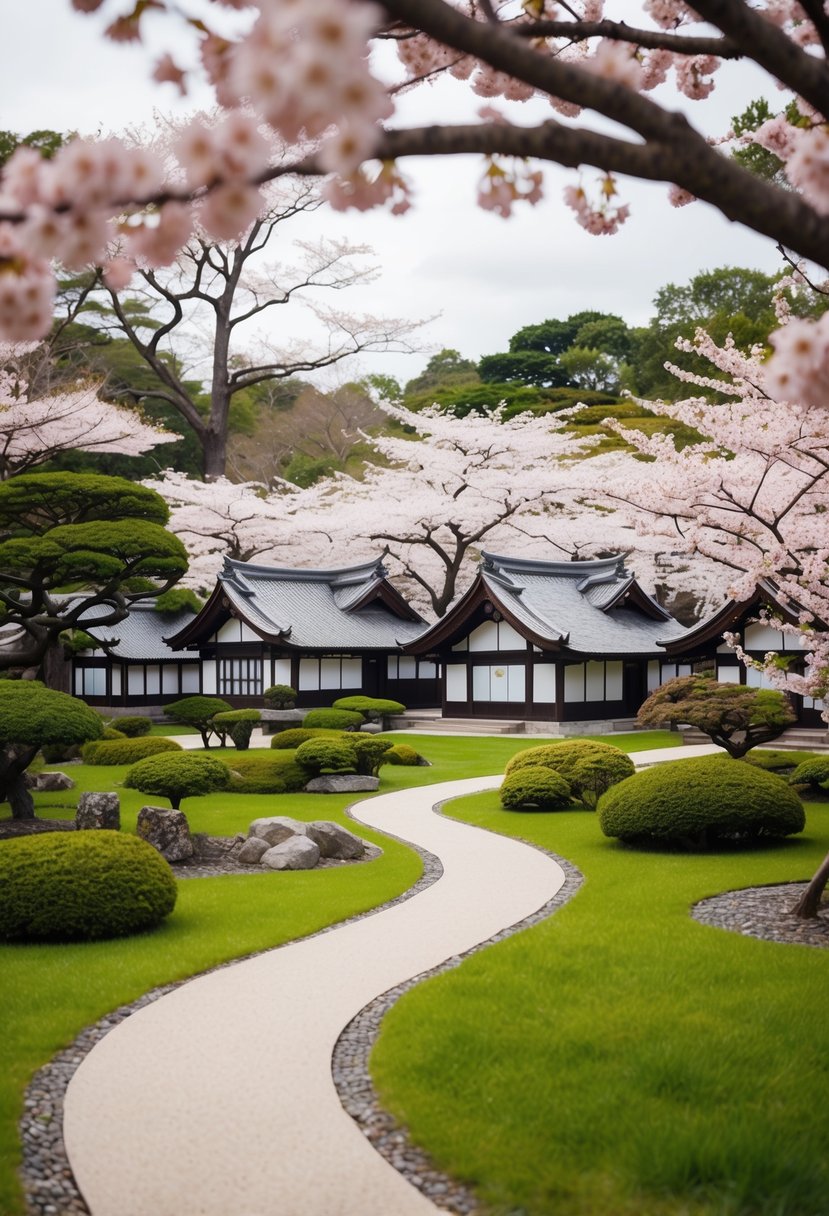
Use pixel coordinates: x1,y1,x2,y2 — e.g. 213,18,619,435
480,551,688,655
218,557,427,650
79,602,197,661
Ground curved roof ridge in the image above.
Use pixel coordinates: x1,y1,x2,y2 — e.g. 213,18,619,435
220,555,387,585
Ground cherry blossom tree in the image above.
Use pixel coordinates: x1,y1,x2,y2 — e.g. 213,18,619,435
79,120,424,480
592,319,829,714
148,400,698,618
0,342,179,480
1,2,829,363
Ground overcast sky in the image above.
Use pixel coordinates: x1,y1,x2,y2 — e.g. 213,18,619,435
1,2,788,389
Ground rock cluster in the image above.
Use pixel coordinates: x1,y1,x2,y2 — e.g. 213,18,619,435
134,807,368,871
245,814,366,870
25,771,74,792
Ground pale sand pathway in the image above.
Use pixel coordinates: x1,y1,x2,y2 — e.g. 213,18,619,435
63,775,565,1216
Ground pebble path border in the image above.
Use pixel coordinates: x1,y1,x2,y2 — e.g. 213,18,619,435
17,803,828,1216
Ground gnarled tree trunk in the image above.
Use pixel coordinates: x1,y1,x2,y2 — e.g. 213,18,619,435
791,851,829,920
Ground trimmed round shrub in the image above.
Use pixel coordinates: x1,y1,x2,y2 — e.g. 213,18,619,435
211,708,261,751
788,757,829,792
302,708,364,732
0,832,177,942
263,684,297,709
270,727,348,750
124,752,230,809
598,756,806,847
332,696,406,720
226,754,307,794
386,743,426,766
500,766,572,812
294,737,358,776
504,740,635,808
101,726,128,741
110,715,152,738
82,736,182,766
351,735,394,776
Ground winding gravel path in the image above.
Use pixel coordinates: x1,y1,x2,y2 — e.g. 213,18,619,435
62,777,566,1216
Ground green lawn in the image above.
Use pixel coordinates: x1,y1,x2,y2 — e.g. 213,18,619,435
6,726,797,1216
371,786,829,1216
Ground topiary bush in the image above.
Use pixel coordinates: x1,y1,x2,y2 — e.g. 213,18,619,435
788,757,829,793
163,696,233,747
504,740,634,807
302,708,364,732
0,832,177,942
110,715,152,738
211,708,261,751
294,737,359,777
351,735,394,776
331,696,406,720
263,684,297,709
500,766,572,812
226,753,307,794
101,726,128,741
386,743,427,766
82,736,182,766
270,727,348,750
124,752,230,809
598,756,806,847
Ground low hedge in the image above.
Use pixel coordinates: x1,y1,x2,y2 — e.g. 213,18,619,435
270,728,348,750
101,726,128,741
124,753,231,809
332,696,406,719
226,753,307,794
111,715,152,738
504,740,634,807
0,832,177,942
294,737,359,776
500,766,572,812
302,708,364,732
788,756,829,792
82,736,182,766
598,756,806,847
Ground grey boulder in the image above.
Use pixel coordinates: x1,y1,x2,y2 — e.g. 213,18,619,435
75,791,120,832
261,836,320,871
136,806,194,862
237,836,273,865
304,775,380,794
306,820,365,860
248,815,309,845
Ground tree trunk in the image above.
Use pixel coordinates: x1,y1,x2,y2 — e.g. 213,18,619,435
202,428,229,482
791,850,829,919
7,774,35,820
41,640,72,693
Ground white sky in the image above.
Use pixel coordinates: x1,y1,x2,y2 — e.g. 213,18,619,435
0,2,788,389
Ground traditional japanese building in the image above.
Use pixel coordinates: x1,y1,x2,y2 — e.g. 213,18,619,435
403,551,689,724
659,579,826,727
161,556,439,708
71,600,203,709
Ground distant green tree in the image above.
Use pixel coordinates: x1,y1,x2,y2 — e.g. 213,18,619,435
403,348,480,401
0,128,66,167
